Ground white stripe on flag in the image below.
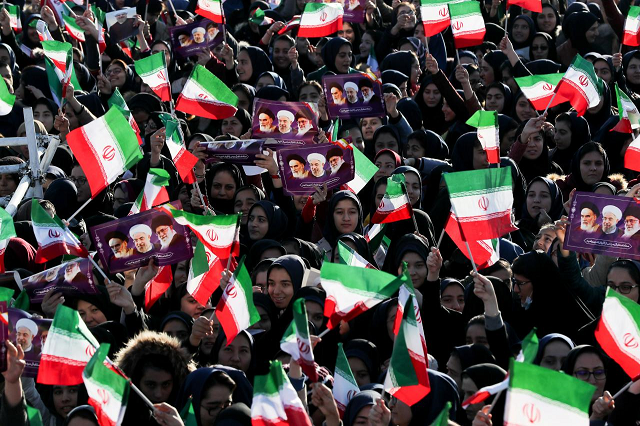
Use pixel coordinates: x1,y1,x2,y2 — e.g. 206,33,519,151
505,388,589,425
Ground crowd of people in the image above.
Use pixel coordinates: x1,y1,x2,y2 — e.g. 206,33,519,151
0,0,639,424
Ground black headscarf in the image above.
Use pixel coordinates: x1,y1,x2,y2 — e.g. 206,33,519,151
381,69,409,89
247,201,289,242
482,51,509,84
408,129,449,160
564,12,599,56
533,333,575,365
514,120,558,182
381,51,416,82
321,37,352,74
594,116,630,174
392,165,422,209
267,254,307,299
569,142,611,192
408,370,461,425
529,33,558,62
205,163,246,214
343,390,379,426
20,66,53,107
246,239,286,271
385,233,430,276
452,344,497,370
210,329,256,381
343,339,380,385
323,191,363,248
44,178,79,220
510,15,537,50
397,98,423,132
520,176,565,222
623,50,640,95
239,46,274,86
561,344,605,376
451,132,480,171
486,82,513,114
552,112,591,173
414,75,447,134
254,85,290,101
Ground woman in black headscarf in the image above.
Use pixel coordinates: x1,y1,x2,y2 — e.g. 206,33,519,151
533,3,561,39
41,384,89,426
204,163,246,214
342,390,380,426
44,178,80,221
382,51,422,96
462,364,508,424
414,75,448,135
555,141,611,199
594,116,633,175
529,32,558,62
514,176,564,251
220,108,252,138
479,51,508,86
318,191,363,258
15,65,53,107
551,112,591,174
112,178,145,211
557,11,600,67
343,339,381,388
509,119,563,182
484,82,513,114
445,344,497,392
622,50,640,95
405,129,449,161
247,200,291,244
236,46,274,87
307,37,357,82
208,329,256,382
254,85,290,101
509,15,537,58
451,132,490,172
582,82,614,133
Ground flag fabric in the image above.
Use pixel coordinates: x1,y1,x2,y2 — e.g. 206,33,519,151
392,275,425,352
333,342,359,417
549,54,604,116
280,298,319,382
370,174,412,224
298,3,343,38
612,83,640,133
195,0,224,23
186,240,222,306
13,290,30,311
107,88,144,146
249,8,275,26
5,4,22,33
626,134,640,172
0,206,15,273
624,6,640,46
336,240,376,269
175,64,238,120
129,168,170,215
67,107,143,198
517,328,539,363
37,305,100,385
384,295,430,406
91,5,107,53
251,360,313,426
62,15,85,42
278,15,301,35
216,256,260,345
466,110,500,164
444,167,518,241
430,402,452,426
506,0,541,12
31,19,53,41
513,74,563,110
0,77,16,116
42,40,78,106
83,344,130,426
595,288,640,378
135,53,171,102
366,45,379,73
144,265,173,311
26,405,43,426
448,1,486,49
420,0,456,37
462,378,508,409
343,143,377,194
444,211,499,267
504,360,595,425
159,113,199,184
180,398,198,426
364,223,390,268
31,199,88,263
320,262,404,329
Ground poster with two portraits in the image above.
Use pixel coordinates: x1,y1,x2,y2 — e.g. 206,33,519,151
565,191,640,259
322,73,385,120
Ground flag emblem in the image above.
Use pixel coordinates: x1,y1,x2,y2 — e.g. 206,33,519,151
478,196,489,211
320,11,327,21
579,75,589,86
522,403,540,423
439,7,447,16
206,229,218,242
48,229,61,238
543,83,552,91
97,388,110,404
624,333,638,348
225,284,237,298
103,146,116,161
453,21,462,30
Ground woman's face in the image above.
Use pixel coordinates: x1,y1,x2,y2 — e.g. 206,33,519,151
233,89,251,112
180,293,208,318
221,116,244,137
211,170,236,200
374,153,396,186
554,120,572,150
607,266,640,303
441,285,465,312
375,182,386,207
479,59,495,85
234,188,258,225
442,98,456,122
466,323,489,347
374,133,399,155
422,83,441,108
446,354,463,390
255,74,275,91
513,273,533,307
585,21,599,44
579,151,605,185
523,132,544,161
34,103,54,132
405,138,426,159
500,128,517,156
335,44,353,74
162,319,189,342
333,198,359,234
526,180,553,217
340,22,355,43
398,251,427,288
268,266,295,309
472,144,489,169
348,357,371,387
76,300,107,327
359,33,375,57
530,35,549,60
573,352,606,402
64,105,80,130
218,333,252,372
298,85,321,103
485,87,505,112
361,117,383,141
139,366,173,403
174,260,188,286
199,384,233,426
462,377,482,420
237,50,253,82
145,117,158,136
404,172,421,207
53,385,79,418
539,340,571,371
106,64,126,88
0,173,17,197
410,57,421,89
511,19,531,43
594,60,612,84
250,305,272,331
515,97,537,121
537,6,557,33
248,205,269,240
628,57,640,85
390,397,412,426
413,22,426,45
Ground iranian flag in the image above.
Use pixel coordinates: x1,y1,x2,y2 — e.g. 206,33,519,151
466,110,500,164
187,240,223,306
0,207,15,273
37,305,100,385
462,378,508,409
370,174,412,224
444,167,518,241
343,143,377,194
281,298,318,382
513,74,563,110
251,361,313,426
504,360,595,425
549,54,603,116
5,4,22,33
626,134,640,172
159,113,198,184
144,266,173,311
612,83,640,133
31,19,53,41
506,0,541,12
31,199,88,263
365,223,390,269
444,211,499,267
216,256,260,345
62,15,85,42
595,288,640,378
334,342,359,417
392,275,426,353
42,40,78,106
298,3,343,38
250,8,275,26
91,5,107,53
624,6,640,46
320,262,404,329
384,295,430,406
107,88,144,146
278,15,301,35
420,0,455,37
0,77,15,116
336,240,375,269
129,168,170,215
67,107,143,198
176,65,238,120
367,45,379,74
83,344,130,426
196,0,224,23
448,1,486,49
135,53,171,102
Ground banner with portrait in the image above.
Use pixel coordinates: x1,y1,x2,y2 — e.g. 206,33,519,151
105,7,139,42
252,99,319,145
202,139,267,165
322,73,384,120
277,142,355,195
22,257,100,304
91,201,193,273
564,191,640,259
8,308,52,377
326,0,366,23
169,18,224,60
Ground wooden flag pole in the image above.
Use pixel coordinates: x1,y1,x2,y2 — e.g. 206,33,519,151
436,228,445,249
542,92,557,116
66,197,93,223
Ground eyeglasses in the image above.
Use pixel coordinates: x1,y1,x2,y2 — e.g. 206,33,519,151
574,368,606,381
512,278,531,289
201,400,232,417
531,45,549,51
608,284,639,294
70,176,88,186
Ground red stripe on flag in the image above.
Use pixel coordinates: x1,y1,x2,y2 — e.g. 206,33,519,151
595,316,640,379
391,350,430,406
298,17,343,38
283,406,313,426
35,241,88,264
145,265,173,311
66,129,109,198
37,357,86,385
486,147,500,164
88,397,118,426
625,143,640,172
506,0,541,12
175,96,237,120
324,298,369,330
215,290,242,344
624,31,640,47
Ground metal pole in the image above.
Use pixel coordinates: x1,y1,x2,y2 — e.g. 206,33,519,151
24,108,43,198
4,175,31,216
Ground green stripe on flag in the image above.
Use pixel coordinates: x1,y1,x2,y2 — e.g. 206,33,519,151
0,206,16,240
466,110,497,128
191,64,238,106
387,297,420,387
443,167,512,197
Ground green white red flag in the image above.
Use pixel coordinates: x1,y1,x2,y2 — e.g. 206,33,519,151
392,273,425,351
448,1,486,49
365,223,390,268
278,16,301,35
91,5,107,53
251,360,313,426
216,256,260,345
420,0,457,37
31,199,88,263
506,0,541,12
343,142,377,194
384,295,430,406
5,4,22,33
249,8,275,26
31,19,53,41
129,168,170,215
42,40,78,107
336,240,375,269
320,262,403,329
595,287,640,378
513,74,563,110
176,64,238,120
37,305,100,385
159,113,199,184
0,207,15,273
67,107,143,198
612,83,640,133
298,3,343,38
466,110,500,163
624,6,640,46
333,342,359,417
443,167,517,241
196,0,224,23
108,88,144,146
83,343,130,426
144,265,173,311
370,174,412,224
626,134,640,172
444,210,499,267
549,54,604,116
135,52,171,102
280,298,319,382
186,240,220,306
62,15,85,42
0,77,15,117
